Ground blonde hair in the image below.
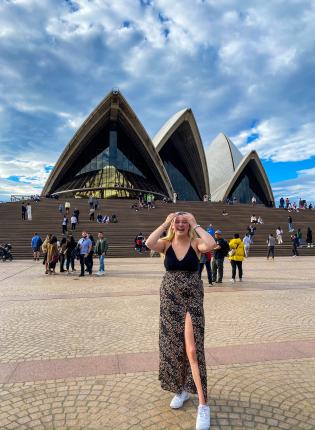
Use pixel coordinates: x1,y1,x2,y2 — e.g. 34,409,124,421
160,218,197,256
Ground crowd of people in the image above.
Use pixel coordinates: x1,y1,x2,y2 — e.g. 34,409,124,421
31,230,109,276
279,196,313,211
57,200,118,233
21,193,314,269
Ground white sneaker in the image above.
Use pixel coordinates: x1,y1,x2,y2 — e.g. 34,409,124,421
196,405,210,430
230,278,236,283
170,391,190,409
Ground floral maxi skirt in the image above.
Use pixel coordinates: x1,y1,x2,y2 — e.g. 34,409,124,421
159,270,207,401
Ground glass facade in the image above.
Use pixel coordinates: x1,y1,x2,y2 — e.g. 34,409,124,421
54,122,167,199
159,121,204,201
227,160,270,205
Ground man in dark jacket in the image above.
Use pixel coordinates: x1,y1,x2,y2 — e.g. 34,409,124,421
212,230,228,283
73,208,80,224
22,203,27,220
95,232,108,275
291,234,299,257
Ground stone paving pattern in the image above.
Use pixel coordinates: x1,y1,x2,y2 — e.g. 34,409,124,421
0,257,314,429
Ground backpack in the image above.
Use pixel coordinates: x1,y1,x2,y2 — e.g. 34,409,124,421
221,240,230,257
74,244,81,259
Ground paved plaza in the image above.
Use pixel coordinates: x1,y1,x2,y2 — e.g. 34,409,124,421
0,256,314,430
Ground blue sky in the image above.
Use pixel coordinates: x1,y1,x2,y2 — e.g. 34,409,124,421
0,0,315,202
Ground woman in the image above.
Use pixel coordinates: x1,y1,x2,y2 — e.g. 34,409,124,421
228,233,245,282
250,214,257,224
27,203,32,221
47,236,59,275
145,212,215,430
297,228,302,246
242,233,251,258
276,227,283,244
42,234,52,274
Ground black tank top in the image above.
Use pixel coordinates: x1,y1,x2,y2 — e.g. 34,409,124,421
164,244,199,272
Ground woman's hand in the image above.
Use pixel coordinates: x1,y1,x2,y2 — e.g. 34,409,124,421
183,212,197,227
163,213,177,229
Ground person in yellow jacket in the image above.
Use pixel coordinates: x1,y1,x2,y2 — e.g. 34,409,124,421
228,234,245,283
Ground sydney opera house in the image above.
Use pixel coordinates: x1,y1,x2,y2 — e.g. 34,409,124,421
43,90,274,205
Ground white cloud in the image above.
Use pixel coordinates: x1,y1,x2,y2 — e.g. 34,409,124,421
0,157,54,200
272,166,315,203
0,158,53,183
231,120,315,162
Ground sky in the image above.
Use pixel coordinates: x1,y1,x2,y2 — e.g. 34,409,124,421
1,0,315,203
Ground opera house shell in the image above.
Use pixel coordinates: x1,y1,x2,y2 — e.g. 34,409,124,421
43,90,274,205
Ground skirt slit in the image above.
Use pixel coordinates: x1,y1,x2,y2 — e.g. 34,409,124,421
159,271,207,401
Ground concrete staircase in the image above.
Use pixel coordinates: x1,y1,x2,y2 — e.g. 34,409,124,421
0,199,314,259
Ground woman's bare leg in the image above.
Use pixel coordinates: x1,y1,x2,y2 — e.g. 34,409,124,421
184,312,206,405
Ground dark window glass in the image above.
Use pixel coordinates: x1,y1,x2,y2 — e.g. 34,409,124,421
163,160,199,200
55,122,167,198
228,160,269,205
158,121,204,201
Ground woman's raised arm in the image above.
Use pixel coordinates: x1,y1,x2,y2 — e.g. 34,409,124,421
145,213,176,253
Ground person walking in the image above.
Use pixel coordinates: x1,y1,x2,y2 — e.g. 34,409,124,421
247,225,256,243
31,233,42,261
251,196,256,207
95,232,109,276
212,230,229,284
58,203,63,213
267,234,276,260
288,215,294,232
276,227,283,244
291,234,299,257
228,233,245,282
21,203,27,220
62,215,68,234
73,208,80,224
26,202,32,221
65,201,70,214
71,214,77,231
47,236,59,275
145,211,215,430
89,207,95,221
77,231,92,277
242,233,251,258
42,234,52,274
88,194,94,208
65,233,76,273
198,251,212,286
306,227,313,248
